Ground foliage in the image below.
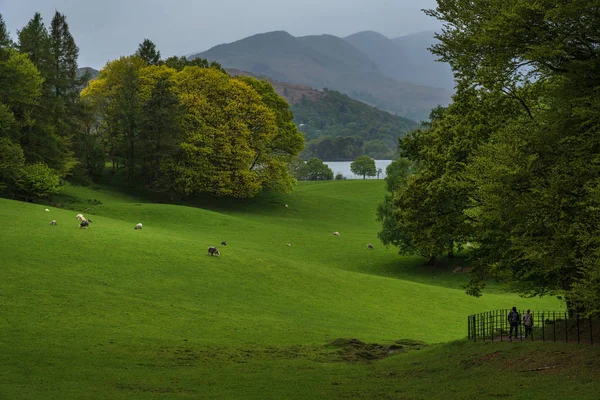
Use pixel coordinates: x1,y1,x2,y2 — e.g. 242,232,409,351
0,137,25,193
84,60,302,198
376,0,600,313
14,162,60,199
294,89,418,160
350,155,376,179
135,38,160,65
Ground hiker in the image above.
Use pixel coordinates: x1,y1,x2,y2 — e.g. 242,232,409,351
507,306,520,339
523,309,533,338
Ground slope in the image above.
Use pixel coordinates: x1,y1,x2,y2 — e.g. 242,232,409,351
0,181,561,398
345,30,455,92
192,31,451,121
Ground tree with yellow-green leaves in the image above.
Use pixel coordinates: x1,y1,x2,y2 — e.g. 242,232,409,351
82,50,304,198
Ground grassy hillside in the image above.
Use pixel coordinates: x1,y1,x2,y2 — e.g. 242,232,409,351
0,181,570,399
192,31,451,121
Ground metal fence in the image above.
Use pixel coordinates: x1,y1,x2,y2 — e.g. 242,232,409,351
467,310,599,345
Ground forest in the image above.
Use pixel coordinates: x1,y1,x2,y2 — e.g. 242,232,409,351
0,12,304,200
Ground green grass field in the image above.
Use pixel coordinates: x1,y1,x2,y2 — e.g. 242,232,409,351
2,180,596,399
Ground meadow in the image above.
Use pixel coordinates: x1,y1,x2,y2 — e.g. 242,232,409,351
2,180,596,399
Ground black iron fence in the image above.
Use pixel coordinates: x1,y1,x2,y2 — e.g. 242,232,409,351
467,310,600,345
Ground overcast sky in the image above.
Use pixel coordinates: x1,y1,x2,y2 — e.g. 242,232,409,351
1,0,441,69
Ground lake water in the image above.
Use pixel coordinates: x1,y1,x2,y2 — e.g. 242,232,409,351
323,160,393,180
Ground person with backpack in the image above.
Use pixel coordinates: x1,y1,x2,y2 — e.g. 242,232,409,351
507,306,520,339
523,309,533,338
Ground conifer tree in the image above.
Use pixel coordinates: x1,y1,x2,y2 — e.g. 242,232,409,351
136,39,161,65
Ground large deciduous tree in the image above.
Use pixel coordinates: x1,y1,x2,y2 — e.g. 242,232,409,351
380,0,600,313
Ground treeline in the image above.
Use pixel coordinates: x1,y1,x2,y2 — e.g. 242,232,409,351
293,90,418,161
0,12,304,200
379,1,600,315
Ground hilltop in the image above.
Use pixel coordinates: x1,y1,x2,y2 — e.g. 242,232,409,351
191,31,452,121
345,30,455,91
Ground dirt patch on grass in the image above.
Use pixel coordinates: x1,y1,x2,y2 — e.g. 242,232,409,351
326,338,427,362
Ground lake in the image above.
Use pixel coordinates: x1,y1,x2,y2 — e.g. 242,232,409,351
323,160,393,180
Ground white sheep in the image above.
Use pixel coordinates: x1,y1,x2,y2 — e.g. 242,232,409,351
45,209,49,212
76,214,89,229
333,231,340,236
286,243,292,246
134,223,143,230
49,220,57,225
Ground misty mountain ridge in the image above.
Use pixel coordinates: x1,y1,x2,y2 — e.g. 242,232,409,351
190,30,452,121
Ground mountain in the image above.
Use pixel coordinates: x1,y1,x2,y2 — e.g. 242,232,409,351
344,30,455,92
76,67,100,80
190,31,451,121
227,69,418,161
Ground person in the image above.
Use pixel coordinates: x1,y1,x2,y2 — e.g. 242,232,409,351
523,309,533,338
507,306,520,339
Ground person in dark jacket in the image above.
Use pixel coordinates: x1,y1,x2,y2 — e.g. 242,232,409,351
508,306,520,339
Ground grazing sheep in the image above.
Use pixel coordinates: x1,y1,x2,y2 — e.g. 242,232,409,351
284,204,288,208
333,231,340,236
76,214,90,229
45,209,49,212
134,223,143,230
367,244,374,250
286,243,291,246
49,220,57,225
221,241,227,246
208,246,220,256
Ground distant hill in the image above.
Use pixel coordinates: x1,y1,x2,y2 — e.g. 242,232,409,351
344,30,455,92
76,67,100,81
190,31,451,121
227,69,418,161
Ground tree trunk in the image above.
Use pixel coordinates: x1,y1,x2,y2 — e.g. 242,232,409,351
427,255,437,266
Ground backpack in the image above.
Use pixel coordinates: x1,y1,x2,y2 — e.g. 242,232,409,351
509,310,520,323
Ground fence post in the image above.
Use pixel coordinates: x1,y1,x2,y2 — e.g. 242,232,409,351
553,312,556,342
565,311,568,344
473,315,477,342
577,314,580,344
591,317,594,346
542,312,545,342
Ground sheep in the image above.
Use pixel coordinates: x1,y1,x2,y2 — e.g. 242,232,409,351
367,244,374,250
76,214,90,229
45,209,49,212
284,204,288,208
221,241,227,246
286,243,291,246
208,246,220,256
333,231,340,236
134,223,143,230
49,220,57,225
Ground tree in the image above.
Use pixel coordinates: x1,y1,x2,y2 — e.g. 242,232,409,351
49,11,79,99
17,13,52,76
376,167,383,179
416,0,600,313
305,158,333,180
0,13,13,49
136,39,160,65
350,155,376,179
15,162,60,201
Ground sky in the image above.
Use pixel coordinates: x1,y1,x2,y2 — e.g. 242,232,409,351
0,0,441,69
